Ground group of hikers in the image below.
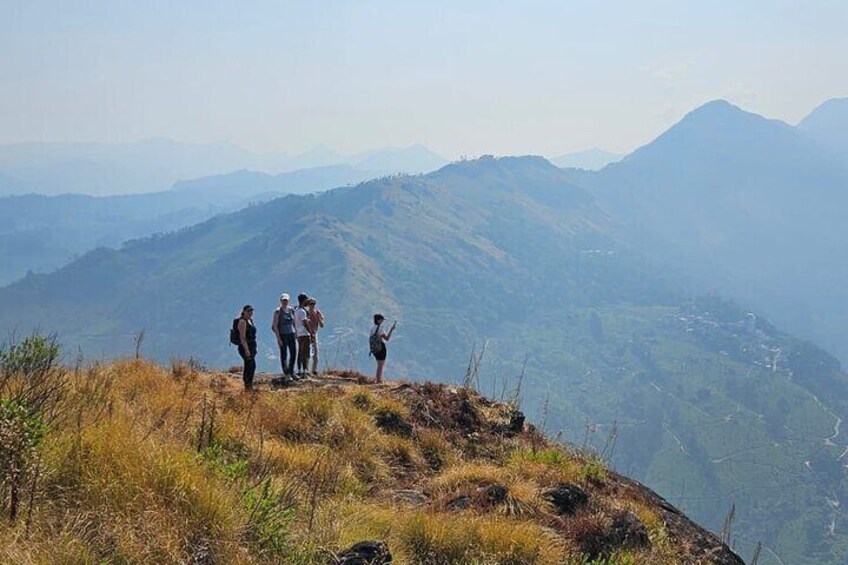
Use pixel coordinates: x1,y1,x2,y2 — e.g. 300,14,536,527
231,292,397,390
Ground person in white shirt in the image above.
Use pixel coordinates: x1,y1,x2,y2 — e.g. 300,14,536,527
294,293,311,377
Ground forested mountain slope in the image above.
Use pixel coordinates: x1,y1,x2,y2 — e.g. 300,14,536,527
568,100,848,368
0,165,374,285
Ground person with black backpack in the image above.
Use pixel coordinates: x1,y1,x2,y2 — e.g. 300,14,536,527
231,305,257,390
369,313,396,384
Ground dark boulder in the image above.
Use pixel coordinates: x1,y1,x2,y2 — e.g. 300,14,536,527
608,511,650,549
578,511,650,560
480,484,509,506
508,410,526,433
456,392,481,430
333,540,392,564
445,494,472,511
543,483,589,515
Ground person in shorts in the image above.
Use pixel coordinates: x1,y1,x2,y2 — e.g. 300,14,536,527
369,313,396,383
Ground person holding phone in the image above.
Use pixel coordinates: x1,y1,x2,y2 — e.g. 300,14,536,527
369,313,396,383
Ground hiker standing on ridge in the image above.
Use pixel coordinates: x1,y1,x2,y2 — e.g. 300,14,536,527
369,314,396,384
236,305,257,391
272,293,297,381
294,293,312,378
306,297,324,376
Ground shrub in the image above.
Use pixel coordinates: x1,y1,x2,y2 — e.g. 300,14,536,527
0,333,65,427
0,399,45,521
0,333,64,523
242,477,295,556
581,458,608,485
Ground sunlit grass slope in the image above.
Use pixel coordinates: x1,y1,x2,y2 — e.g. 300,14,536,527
0,341,740,564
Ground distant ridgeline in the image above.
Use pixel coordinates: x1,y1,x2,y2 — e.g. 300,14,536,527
2,97,848,564
0,165,377,285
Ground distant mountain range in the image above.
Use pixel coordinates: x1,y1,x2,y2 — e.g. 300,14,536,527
568,98,848,367
0,165,376,285
0,140,448,196
2,153,848,564
550,148,623,170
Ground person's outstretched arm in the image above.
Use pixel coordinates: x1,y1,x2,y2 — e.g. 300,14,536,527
384,321,397,341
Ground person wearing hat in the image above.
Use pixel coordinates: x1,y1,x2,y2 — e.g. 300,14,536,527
236,305,257,390
294,293,312,377
369,313,396,384
306,297,324,376
271,293,297,380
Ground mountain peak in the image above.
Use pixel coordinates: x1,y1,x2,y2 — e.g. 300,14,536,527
797,97,848,158
800,96,848,125
690,98,737,112
550,148,623,171
678,99,756,126
354,144,447,174
613,100,796,167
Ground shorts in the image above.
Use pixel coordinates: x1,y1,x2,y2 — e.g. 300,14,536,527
374,344,387,361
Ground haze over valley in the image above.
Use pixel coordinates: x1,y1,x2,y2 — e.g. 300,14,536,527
3,2,848,563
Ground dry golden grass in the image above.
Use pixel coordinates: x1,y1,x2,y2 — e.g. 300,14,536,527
333,503,569,564
414,427,456,471
0,354,713,564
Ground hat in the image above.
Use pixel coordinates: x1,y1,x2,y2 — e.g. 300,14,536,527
280,293,290,301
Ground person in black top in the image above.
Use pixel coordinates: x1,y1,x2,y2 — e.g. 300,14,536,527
237,305,257,390
370,314,396,384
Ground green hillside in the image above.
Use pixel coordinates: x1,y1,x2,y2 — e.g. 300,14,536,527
0,165,374,285
1,156,846,563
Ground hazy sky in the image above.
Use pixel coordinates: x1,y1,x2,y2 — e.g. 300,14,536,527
2,1,847,158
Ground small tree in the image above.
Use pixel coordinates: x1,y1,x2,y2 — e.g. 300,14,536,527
0,333,64,426
0,399,45,521
0,333,64,522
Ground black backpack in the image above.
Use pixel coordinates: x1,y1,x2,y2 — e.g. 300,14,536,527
369,324,383,356
229,318,241,346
